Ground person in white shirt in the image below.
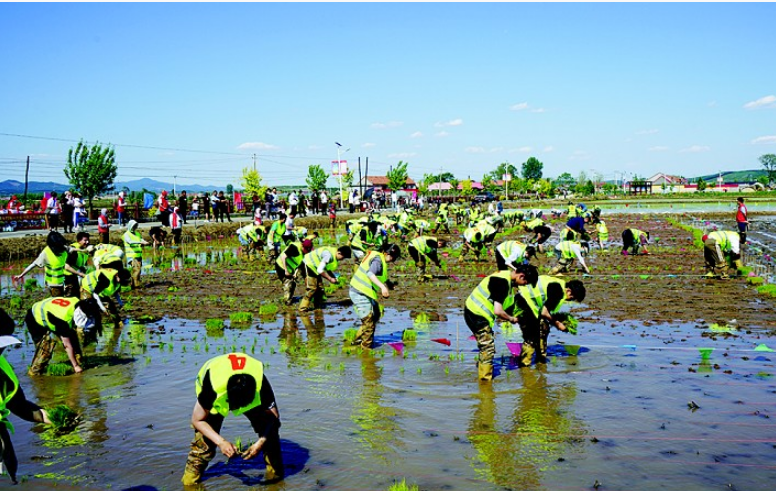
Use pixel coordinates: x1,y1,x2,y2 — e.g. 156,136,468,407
319,191,328,215
549,240,590,275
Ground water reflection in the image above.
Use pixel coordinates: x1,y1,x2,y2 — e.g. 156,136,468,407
278,311,330,367
350,355,403,464
467,366,587,489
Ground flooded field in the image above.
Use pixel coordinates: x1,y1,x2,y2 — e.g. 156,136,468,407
1,212,776,490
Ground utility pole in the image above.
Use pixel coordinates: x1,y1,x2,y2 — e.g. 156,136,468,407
358,157,362,199
23,156,30,201
253,153,257,171
439,166,443,198
173,175,177,196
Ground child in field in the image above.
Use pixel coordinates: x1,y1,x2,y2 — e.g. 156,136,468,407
328,203,336,229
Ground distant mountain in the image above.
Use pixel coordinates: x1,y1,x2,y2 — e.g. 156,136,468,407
695,169,765,183
0,178,224,196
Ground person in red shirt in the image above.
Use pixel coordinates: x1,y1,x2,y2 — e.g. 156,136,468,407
98,208,111,244
736,197,749,244
116,191,126,227
157,190,171,227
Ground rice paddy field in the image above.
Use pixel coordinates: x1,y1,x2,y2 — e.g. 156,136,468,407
1,205,776,491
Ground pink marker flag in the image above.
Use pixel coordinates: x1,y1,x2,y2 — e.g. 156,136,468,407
387,342,404,354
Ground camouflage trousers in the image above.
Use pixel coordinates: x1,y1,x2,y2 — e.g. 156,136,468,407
130,258,142,289
299,270,324,312
519,316,550,366
29,333,57,376
182,414,283,486
464,308,495,367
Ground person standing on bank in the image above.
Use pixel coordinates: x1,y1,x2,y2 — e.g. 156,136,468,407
178,190,189,225
181,353,283,486
97,208,111,244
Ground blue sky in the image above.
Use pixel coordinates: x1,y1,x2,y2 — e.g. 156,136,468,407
1,3,775,188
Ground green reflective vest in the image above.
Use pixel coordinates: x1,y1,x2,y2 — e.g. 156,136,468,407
268,221,286,244
65,242,90,276
0,356,20,433
464,227,483,243
596,221,609,240
708,231,737,251
350,251,388,301
94,244,124,266
303,247,338,275
195,354,264,417
43,246,68,287
123,230,144,259
238,225,259,242
629,229,647,243
465,271,515,325
518,276,566,318
525,218,544,229
81,268,119,297
410,236,437,256
557,241,577,259
32,297,78,332
276,241,304,272
496,241,527,262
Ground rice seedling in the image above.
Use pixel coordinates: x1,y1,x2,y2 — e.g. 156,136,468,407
230,311,253,324
46,363,73,376
747,276,765,286
258,303,279,317
24,278,40,290
554,313,579,334
47,405,79,432
387,478,420,491
343,328,358,343
402,329,417,341
205,318,225,334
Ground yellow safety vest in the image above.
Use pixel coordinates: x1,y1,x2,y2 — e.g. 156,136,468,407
0,356,20,433
268,221,286,244
94,244,124,267
464,227,483,243
195,354,264,417
350,251,388,301
65,242,90,276
410,236,436,256
303,247,338,275
238,225,259,242
496,240,526,261
32,297,78,332
557,241,577,259
708,231,736,251
42,246,68,287
81,268,119,297
464,271,515,325
276,241,304,272
525,218,543,229
629,229,647,243
518,276,566,318
596,221,609,240
123,230,144,259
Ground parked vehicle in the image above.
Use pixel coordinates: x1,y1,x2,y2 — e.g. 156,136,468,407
473,191,496,203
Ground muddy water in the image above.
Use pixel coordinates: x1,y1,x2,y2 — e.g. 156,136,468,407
3,303,775,491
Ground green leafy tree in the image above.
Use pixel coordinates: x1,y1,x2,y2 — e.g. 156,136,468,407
226,184,234,196
341,169,355,188
696,178,707,192
760,154,776,184
448,178,459,196
306,164,328,192
460,179,475,196
64,140,117,214
521,157,544,180
554,172,576,187
240,167,266,199
387,161,409,191
485,162,518,184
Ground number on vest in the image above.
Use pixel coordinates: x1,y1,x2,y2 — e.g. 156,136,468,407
51,298,71,307
228,354,246,370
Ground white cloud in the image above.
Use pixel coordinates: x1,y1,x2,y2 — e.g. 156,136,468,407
510,102,529,111
410,131,423,139
371,121,403,129
489,147,504,153
435,118,463,128
237,142,279,150
464,146,486,154
636,129,659,135
744,95,776,109
649,146,670,152
387,152,417,159
509,146,532,153
751,135,776,145
434,131,449,137
680,145,710,153
543,146,554,152
530,108,546,113
362,142,376,148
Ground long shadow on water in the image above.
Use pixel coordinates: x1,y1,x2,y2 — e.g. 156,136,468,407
203,439,309,486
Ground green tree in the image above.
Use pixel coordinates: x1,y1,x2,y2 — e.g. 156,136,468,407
341,170,355,188
240,167,266,199
64,140,117,214
696,178,707,192
226,184,234,196
306,164,328,192
554,172,575,187
521,157,544,180
760,154,776,184
484,162,518,184
387,161,409,191
460,179,475,196
448,178,459,196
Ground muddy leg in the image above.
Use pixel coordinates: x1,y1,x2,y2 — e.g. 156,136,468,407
182,416,223,486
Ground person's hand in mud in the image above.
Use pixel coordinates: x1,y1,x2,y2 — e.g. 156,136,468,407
241,436,267,460
553,319,568,332
217,437,239,459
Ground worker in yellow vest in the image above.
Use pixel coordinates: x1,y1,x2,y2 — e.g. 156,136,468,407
0,309,52,484
549,240,591,275
93,243,125,270
299,246,352,312
593,218,609,249
349,244,401,349
123,220,149,289
14,231,86,297
516,276,586,366
81,267,131,339
24,297,99,375
407,236,446,281
621,228,650,256
275,239,313,305
464,263,538,381
703,231,742,278
63,231,92,297
182,353,283,486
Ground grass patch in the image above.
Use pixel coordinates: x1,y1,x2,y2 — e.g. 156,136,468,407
205,318,225,334
343,328,358,343
46,363,73,376
756,284,776,297
258,303,279,317
747,276,765,286
387,479,419,491
402,329,417,341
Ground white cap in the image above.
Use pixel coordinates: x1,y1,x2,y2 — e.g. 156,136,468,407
0,335,21,349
